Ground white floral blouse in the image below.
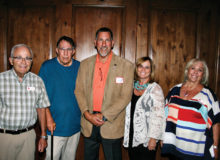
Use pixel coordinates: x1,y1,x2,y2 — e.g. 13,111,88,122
123,82,166,148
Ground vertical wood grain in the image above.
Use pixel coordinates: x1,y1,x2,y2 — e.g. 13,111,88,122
197,0,219,96
136,0,150,59
72,6,124,61
124,0,137,63
7,6,56,74
149,9,196,96
0,5,7,72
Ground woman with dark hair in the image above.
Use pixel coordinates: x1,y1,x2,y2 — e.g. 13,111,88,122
123,56,165,160
162,58,220,160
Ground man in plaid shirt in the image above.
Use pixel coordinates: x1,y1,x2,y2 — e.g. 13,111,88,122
0,44,50,160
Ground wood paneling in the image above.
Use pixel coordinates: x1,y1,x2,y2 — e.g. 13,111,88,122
149,9,196,96
0,5,7,72
197,1,219,96
0,0,219,160
72,6,124,61
136,0,150,59
124,0,137,62
7,6,55,74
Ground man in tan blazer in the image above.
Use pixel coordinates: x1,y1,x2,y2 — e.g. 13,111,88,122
75,27,134,160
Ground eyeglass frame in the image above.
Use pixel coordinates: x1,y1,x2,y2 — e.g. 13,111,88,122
58,47,74,52
12,56,33,62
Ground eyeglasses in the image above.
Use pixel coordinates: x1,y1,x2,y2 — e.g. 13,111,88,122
58,47,74,52
12,56,33,62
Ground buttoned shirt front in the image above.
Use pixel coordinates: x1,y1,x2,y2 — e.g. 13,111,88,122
0,69,50,130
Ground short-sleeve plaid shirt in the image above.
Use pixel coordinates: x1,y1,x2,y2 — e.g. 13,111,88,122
0,69,50,130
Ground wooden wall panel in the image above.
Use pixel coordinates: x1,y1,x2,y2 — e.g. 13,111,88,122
55,2,72,54
72,6,124,61
136,0,149,59
0,0,219,160
7,6,55,74
124,0,137,62
197,1,219,98
149,9,196,96
0,5,7,72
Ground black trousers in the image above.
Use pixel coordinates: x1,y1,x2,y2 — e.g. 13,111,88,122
84,125,122,160
128,144,157,160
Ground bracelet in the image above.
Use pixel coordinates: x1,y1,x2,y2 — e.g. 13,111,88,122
213,145,218,149
40,135,48,140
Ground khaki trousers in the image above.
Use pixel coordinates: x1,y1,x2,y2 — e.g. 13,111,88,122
0,129,36,160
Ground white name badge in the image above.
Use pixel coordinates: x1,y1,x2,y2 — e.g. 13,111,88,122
27,86,35,91
116,77,124,84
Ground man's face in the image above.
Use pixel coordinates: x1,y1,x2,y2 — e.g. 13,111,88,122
56,40,75,66
95,32,114,57
9,46,32,78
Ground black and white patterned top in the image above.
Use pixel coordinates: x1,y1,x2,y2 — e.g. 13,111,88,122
123,82,165,148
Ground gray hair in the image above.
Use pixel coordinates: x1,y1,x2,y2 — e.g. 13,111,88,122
10,44,33,58
183,58,209,86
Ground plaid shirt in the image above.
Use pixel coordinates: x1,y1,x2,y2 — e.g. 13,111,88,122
0,69,50,130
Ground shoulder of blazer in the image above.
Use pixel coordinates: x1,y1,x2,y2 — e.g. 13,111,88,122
112,54,134,67
80,55,96,66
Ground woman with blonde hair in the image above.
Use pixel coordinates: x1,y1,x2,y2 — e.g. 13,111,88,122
162,58,220,160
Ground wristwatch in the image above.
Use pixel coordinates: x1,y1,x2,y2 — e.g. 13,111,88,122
40,135,48,140
102,116,107,122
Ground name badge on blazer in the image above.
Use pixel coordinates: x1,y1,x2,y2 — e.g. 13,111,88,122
116,77,124,84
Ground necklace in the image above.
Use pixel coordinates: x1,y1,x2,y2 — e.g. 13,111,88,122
182,84,198,97
134,81,149,90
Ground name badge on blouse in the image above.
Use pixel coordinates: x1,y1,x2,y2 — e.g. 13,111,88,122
116,77,124,84
27,86,35,91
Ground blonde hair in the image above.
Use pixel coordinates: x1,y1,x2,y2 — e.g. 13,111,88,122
134,56,154,82
183,58,209,86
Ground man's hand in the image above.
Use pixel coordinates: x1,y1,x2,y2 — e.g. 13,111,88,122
38,138,47,152
84,111,104,126
46,108,56,134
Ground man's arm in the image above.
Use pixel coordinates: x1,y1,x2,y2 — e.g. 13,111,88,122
46,107,56,134
36,108,47,152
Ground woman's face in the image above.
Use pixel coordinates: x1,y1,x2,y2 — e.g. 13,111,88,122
137,60,151,81
187,61,204,84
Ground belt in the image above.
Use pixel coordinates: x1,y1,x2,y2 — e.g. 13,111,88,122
0,125,35,135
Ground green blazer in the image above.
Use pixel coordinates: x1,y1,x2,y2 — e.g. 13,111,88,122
75,54,134,139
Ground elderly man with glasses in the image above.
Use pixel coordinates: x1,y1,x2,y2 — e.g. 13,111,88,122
39,36,81,160
0,44,50,160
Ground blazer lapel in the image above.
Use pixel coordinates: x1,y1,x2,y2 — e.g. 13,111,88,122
88,55,96,108
102,54,118,110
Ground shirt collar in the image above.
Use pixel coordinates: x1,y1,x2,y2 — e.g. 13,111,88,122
11,68,29,83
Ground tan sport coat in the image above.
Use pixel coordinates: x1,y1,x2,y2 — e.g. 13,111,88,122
75,54,134,139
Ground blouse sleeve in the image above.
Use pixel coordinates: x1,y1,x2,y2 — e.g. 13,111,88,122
148,83,166,140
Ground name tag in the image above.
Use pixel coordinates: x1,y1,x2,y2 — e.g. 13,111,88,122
116,77,124,84
27,86,35,91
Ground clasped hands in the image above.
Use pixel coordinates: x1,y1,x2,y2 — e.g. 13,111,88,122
84,111,105,126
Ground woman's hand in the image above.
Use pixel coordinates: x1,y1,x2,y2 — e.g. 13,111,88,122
148,138,157,150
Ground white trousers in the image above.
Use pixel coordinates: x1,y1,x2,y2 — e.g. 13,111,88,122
46,131,80,160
